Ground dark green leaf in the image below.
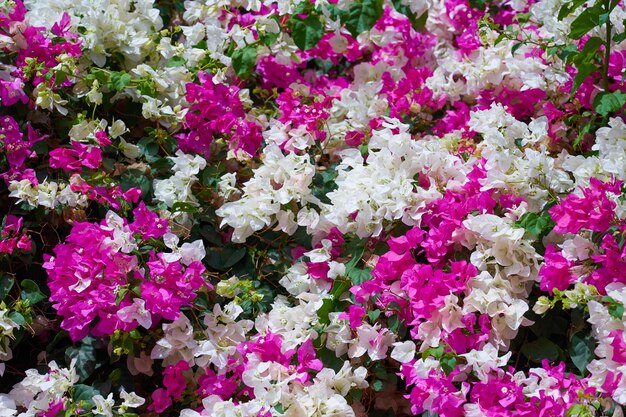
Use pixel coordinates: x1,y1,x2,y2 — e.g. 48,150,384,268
569,4,604,40
572,62,597,93
440,356,457,376
290,15,324,51
573,120,594,149
0,276,14,301
231,44,258,79
614,28,626,43
521,337,562,362
21,279,46,304
206,245,247,271
514,211,555,238
573,37,603,64
317,298,334,325
608,302,624,319
570,332,595,374
66,337,98,381
511,42,524,56
119,169,152,198
345,0,384,37
171,201,200,214
259,31,280,47
593,91,626,116
73,383,101,406
9,311,27,326
388,314,400,332
468,0,486,9
558,0,587,20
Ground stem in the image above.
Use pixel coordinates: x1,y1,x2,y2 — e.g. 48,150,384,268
603,0,612,91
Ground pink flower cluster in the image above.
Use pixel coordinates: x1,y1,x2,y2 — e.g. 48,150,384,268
44,203,207,341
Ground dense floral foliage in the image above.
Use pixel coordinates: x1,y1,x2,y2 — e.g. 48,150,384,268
1,0,626,415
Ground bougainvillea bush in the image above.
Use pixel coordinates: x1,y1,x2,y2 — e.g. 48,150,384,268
1,0,626,415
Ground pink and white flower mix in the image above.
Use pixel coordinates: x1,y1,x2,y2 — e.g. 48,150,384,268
0,0,625,415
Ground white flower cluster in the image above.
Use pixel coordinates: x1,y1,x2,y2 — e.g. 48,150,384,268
182,360,368,417
321,118,466,238
8,177,88,210
587,284,626,405
216,144,317,242
461,214,541,347
426,31,568,100
25,0,163,67
469,103,573,210
154,150,207,208
564,117,626,188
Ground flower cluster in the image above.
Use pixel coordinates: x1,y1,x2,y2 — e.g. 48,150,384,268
1,0,626,415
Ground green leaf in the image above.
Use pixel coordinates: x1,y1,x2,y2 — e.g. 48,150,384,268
614,28,626,43
9,311,27,326
344,0,384,38
558,0,587,20
371,379,384,391
514,211,555,238
231,44,258,79
317,298,334,325
109,72,131,92
567,404,594,417
521,337,562,362
73,383,101,406
206,245,247,271
572,37,603,65
21,279,46,304
572,62,597,93
511,42,524,56
468,0,486,9
608,302,624,319
423,345,444,360
171,201,200,214
120,169,152,198
593,91,626,116
367,309,381,322
259,31,280,47
348,267,372,285
66,337,98,381
569,4,604,40
440,356,457,376
388,314,400,332
570,332,595,375
166,56,186,67
0,276,14,301
290,14,324,51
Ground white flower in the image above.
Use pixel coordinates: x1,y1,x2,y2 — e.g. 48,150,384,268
391,341,416,363
92,393,115,417
120,389,145,409
0,395,16,417
162,233,206,265
169,150,207,177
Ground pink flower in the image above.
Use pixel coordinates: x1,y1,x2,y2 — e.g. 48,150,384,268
163,360,189,399
550,178,620,234
148,388,172,413
539,246,576,294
